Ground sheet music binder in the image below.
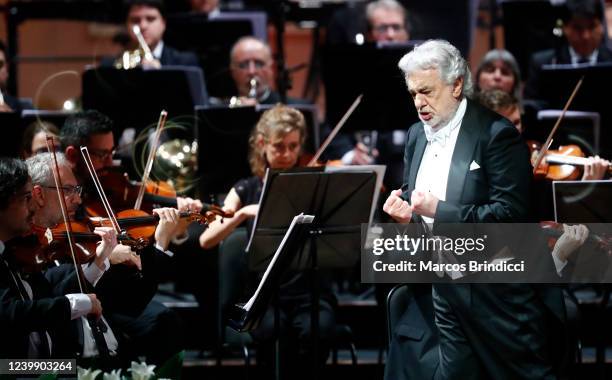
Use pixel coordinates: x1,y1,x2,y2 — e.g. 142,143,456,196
228,213,314,332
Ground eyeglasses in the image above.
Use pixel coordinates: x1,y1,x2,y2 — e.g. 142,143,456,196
15,190,32,203
43,184,83,197
88,148,115,161
234,59,267,70
373,23,405,34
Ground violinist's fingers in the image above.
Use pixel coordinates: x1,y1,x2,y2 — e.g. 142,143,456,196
168,208,180,224
577,224,589,244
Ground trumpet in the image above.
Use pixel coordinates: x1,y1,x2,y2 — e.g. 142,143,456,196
115,25,156,70
229,77,259,108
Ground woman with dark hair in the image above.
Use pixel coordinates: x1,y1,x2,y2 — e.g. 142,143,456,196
20,121,60,159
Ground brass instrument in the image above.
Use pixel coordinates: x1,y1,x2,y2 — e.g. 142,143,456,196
229,77,259,108
115,25,156,70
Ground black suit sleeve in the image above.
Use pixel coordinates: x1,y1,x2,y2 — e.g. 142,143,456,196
435,121,532,223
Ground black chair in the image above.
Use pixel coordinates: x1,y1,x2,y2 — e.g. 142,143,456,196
385,284,412,347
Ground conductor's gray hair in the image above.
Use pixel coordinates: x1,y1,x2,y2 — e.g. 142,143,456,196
398,39,474,97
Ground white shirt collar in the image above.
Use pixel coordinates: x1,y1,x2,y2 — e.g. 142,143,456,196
0,240,4,255
568,46,598,65
207,8,221,19
423,97,467,147
152,40,164,60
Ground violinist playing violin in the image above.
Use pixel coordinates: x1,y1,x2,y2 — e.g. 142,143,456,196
0,157,104,359
24,152,123,362
59,110,192,365
478,89,611,181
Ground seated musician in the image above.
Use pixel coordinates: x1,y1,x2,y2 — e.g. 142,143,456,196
525,0,612,100
102,0,199,69
479,89,610,181
199,104,336,379
20,121,61,159
474,49,522,102
25,152,123,362
0,157,103,359
59,110,192,365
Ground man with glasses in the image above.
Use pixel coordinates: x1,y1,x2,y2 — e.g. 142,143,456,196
60,110,191,365
0,157,104,358
366,0,410,43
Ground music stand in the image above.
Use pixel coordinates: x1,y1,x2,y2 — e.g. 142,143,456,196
322,42,419,133
164,12,267,98
553,180,612,223
531,110,601,155
0,112,24,157
82,66,207,137
195,104,320,196
245,164,384,379
537,63,612,154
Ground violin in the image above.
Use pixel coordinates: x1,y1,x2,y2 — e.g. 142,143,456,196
84,166,178,216
87,205,233,241
529,142,584,181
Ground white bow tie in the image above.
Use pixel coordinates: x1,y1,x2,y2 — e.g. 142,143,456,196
423,125,450,146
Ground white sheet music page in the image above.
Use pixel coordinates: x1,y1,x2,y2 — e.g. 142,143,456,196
243,213,314,311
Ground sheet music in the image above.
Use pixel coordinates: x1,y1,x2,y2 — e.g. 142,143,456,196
243,213,314,312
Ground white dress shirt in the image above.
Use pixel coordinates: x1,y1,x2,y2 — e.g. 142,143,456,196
568,46,598,65
415,98,467,224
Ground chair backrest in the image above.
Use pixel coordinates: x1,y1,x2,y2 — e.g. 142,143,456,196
386,284,412,346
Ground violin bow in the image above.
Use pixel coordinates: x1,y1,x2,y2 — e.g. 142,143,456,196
80,146,123,236
134,110,168,211
532,76,584,174
46,136,86,292
307,94,363,166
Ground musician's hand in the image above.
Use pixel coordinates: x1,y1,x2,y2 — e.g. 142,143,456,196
348,142,378,165
110,244,142,270
411,190,439,218
141,57,161,69
153,207,180,250
553,224,589,262
0,103,13,113
237,204,259,220
87,293,103,320
93,227,117,269
383,189,412,223
582,155,610,180
175,196,202,237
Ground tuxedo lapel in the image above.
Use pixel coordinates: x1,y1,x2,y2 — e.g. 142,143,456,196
407,126,427,193
445,101,481,205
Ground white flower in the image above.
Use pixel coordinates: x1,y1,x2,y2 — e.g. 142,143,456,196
102,369,122,380
77,366,102,380
128,361,156,380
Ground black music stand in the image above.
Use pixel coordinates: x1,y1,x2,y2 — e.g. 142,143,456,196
537,63,612,155
245,165,384,379
553,180,612,223
322,42,419,132
82,66,207,137
195,104,320,196
0,112,23,157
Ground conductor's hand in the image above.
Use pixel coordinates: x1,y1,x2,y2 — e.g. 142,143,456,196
411,190,439,218
383,189,412,223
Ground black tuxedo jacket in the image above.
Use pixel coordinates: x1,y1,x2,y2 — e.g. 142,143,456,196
524,44,612,100
385,100,566,380
0,252,71,358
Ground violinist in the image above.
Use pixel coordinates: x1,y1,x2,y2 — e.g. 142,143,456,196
199,104,337,379
25,152,122,361
478,89,610,181
0,157,103,359
59,110,188,365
